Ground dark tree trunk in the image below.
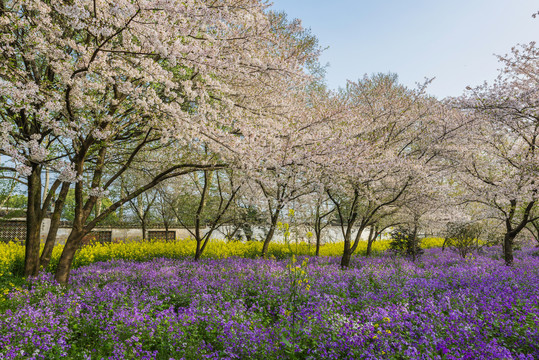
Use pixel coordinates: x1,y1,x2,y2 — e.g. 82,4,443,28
348,224,369,260
194,229,217,262
261,210,281,258
243,224,253,241
54,152,90,285
314,206,322,257
194,238,203,261
366,226,375,257
327,188,360,268
340,228,354,267
500,200,535,266
24,165,42,277
503,233,515,266
340,246,353,268
261,226,275,257
54,227,85,284
366,240,373,257
315,232,321,257
39,182,70,271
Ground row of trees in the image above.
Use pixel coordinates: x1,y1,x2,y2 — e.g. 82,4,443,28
0,0,538,283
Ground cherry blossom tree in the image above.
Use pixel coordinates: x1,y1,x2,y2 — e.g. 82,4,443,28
319,74,447,267
244,87,349,257
453,42,539,265
0,0,319,282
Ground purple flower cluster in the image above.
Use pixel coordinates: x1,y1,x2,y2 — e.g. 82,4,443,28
1,248,538,359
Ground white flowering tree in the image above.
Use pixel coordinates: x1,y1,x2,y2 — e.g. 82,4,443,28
0,0,318,282
453,42,539,265
320,74,447,267
245,87,348,257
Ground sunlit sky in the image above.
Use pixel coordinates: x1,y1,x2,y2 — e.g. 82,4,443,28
269,0,539,99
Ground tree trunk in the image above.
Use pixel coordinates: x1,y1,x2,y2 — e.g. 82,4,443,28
39,182,70,271
503,233,515,266
366,240,373,257
442,237,448,252
192,170,212,260
342,221,369,267
95,198,102,218
315,233,321,257
24,165,42,277
366,226,375,257
500,199,534,266
314,206,322,257
261,225,276,257
54,161,89,284
194,239,202,261
366,241,373,257
340,228,353,267
141,219,146,240
532,221,539,246
54,227,84,284
410,223,419,262
119,180,125,222
261,210,281,257
42,167,49,204
340,247,353,267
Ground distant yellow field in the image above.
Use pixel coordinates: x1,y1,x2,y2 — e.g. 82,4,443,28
0,237,445,275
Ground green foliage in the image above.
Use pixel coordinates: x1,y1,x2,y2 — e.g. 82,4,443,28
62,189,118,224
2,194,26,209
0,191,26,219
388,228,423,261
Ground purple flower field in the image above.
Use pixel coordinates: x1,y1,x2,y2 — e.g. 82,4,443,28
1,248,539,359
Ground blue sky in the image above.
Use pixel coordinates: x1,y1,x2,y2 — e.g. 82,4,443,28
269,0,539,99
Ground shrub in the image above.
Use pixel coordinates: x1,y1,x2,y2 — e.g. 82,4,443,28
388,228,423,261
443,222,482,258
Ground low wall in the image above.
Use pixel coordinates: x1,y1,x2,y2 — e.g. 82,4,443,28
37,221,392,244
1,218,392,244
